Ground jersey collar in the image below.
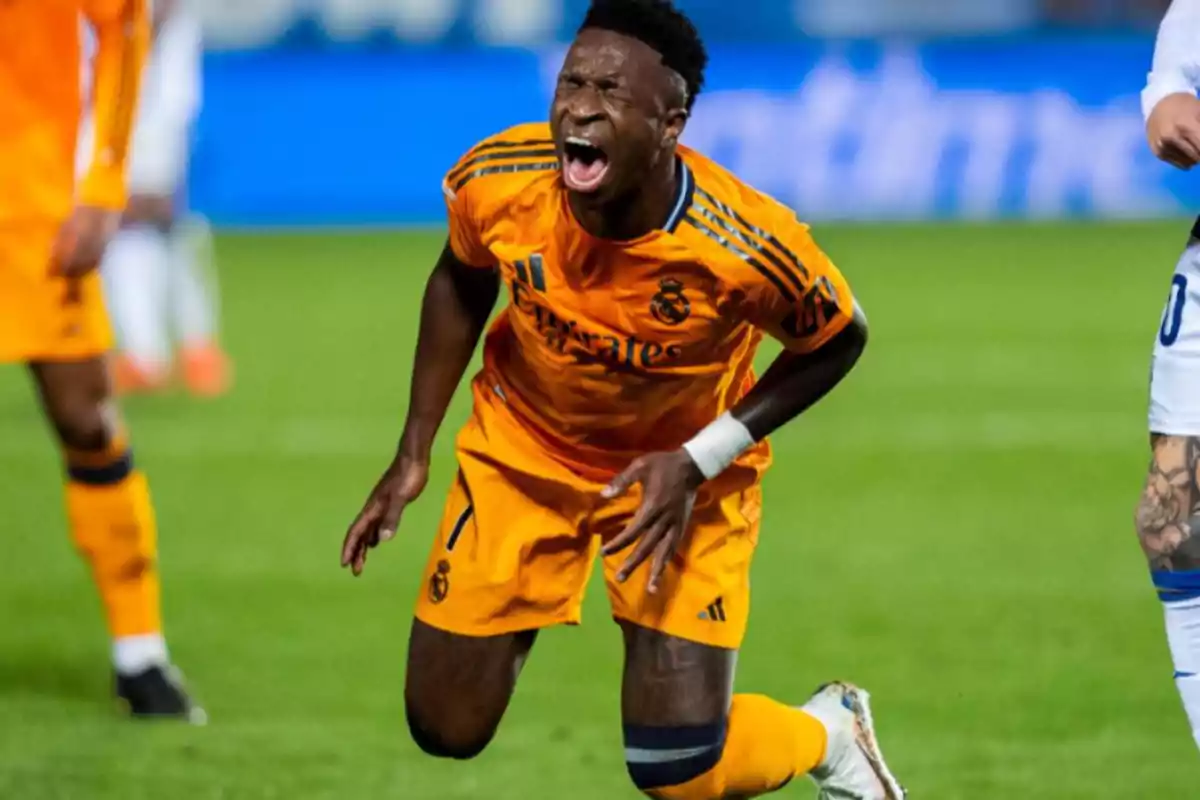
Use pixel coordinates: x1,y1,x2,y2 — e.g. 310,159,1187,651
663,156,695,233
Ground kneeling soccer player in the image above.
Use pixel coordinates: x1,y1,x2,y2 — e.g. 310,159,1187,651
342,1,904,797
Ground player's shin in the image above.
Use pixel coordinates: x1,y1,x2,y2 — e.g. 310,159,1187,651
63,432,168,675
1152,571,1200,749
626,694,827,799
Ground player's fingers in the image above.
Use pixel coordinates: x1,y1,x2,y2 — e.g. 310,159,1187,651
1166,133,1200,167
1176,125,1200,165
1155,139,1193,170
378,494,408,543
340,526,363,567
353,542,368,577
343,529,374,570
602,458,645,500
353,526,377,575
64,227,105,277
341,500,381,566
646,529,679,595
49,224,76,276
616,517,669,584
1171,151,1197,171
601,504,659,557
1162,148,1193,170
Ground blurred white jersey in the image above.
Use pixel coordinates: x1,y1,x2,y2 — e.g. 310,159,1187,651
1143,0,1200,121
79,1,203,196
1147,1,1200,436
1149,222,1200,435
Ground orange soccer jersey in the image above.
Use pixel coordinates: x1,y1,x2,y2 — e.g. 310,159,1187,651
445,122,855,482
0,0,148,363
417,123,857,649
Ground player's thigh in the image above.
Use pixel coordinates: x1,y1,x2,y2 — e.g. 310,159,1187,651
0,224,112,367
29,357,117,451
413,451,598,639
1137,434,1200,571
602,482,760,652
404,618,537,759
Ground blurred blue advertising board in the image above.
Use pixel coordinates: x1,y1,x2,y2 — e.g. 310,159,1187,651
190,37,1191,226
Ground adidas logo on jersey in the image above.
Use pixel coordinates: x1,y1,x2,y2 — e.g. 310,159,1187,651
697,597,727,622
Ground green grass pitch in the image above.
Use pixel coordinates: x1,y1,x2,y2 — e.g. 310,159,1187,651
2,223,1200,798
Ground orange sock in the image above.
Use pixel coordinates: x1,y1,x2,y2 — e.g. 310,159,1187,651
637,695,827,799
64,437,163,640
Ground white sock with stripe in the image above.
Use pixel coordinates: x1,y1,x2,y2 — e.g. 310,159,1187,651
1165,597,1200,750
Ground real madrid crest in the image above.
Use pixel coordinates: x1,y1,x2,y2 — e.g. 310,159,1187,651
650,277,690,326
429,559,451,604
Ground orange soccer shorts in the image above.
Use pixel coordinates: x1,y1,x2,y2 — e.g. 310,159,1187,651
0,222,113,364
414,399,762,651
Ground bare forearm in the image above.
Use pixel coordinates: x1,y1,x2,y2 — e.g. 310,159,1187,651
733,314,867,441
399,243,498,461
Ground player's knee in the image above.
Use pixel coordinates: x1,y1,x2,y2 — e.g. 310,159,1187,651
405,699,496,761
47,399,113,452
623,721,726,799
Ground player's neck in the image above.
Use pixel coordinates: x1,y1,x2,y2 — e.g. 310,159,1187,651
568,155,678,241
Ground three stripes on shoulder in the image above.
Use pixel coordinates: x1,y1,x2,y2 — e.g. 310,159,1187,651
441,136,815,307
443,137,558,200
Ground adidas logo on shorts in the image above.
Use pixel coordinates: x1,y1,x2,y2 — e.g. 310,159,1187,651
697,597,727,622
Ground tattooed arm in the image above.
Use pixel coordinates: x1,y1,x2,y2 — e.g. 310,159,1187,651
1137,435,1200,570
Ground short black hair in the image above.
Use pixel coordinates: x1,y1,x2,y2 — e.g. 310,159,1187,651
579,0,708,112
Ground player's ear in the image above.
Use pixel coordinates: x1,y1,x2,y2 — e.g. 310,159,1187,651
663,108,688,147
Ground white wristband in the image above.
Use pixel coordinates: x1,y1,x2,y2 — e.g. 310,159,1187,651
682,412,756,481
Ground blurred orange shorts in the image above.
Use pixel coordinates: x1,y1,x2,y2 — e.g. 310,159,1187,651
0,222,112,364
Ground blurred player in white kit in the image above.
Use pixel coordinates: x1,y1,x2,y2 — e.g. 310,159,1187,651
94,0,231,396
1137,0,1200,753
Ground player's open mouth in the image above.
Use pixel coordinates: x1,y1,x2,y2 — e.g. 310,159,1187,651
562,137,610,193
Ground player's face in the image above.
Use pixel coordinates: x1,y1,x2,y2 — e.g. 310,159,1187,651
551,29,687,200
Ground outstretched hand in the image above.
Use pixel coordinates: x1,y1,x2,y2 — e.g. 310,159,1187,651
341,456,429,576
600,449,705,594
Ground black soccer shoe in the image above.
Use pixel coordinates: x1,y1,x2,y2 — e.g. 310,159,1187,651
115,665,207,724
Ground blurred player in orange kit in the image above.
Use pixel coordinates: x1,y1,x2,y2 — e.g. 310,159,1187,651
342,0,903,797
0,0,202,721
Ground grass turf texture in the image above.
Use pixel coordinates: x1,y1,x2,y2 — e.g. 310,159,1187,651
2,223,1199,798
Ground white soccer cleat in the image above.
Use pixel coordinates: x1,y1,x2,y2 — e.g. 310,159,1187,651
801,682,906,800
